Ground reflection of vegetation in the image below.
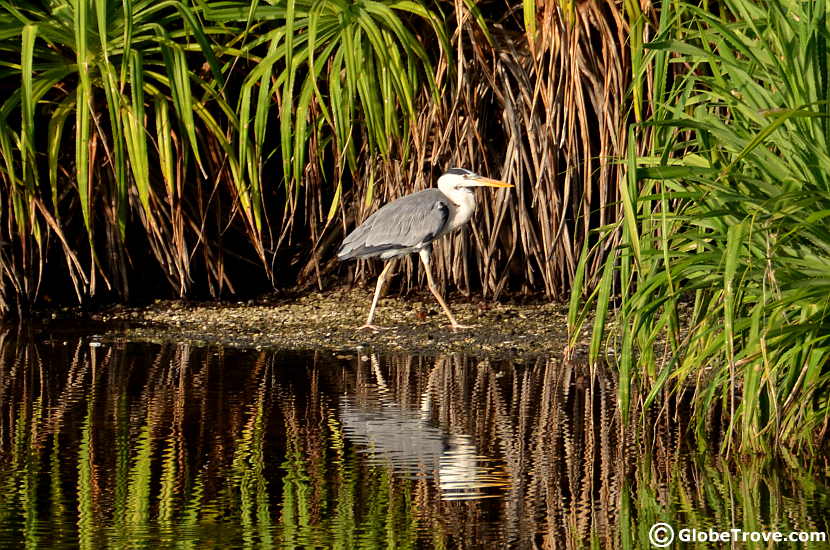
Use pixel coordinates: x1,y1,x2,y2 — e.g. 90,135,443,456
0,335,827,547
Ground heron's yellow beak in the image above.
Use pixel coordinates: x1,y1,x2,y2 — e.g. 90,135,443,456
469,176,512,188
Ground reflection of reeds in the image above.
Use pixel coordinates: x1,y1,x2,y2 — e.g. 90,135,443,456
0,333,827,548
348,353,829,548
412,355,626,547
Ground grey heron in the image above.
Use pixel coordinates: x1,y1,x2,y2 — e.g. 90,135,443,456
337,168,512,331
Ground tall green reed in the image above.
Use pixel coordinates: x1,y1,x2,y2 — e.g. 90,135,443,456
0,0,251,308
206,0,447,204
572,0,830,454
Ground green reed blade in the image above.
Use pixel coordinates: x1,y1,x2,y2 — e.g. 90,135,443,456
172,1,224,87
254,34,280,149
280,0,296,189
567,237,590,339
73,0,93,237
723,220,744,380
125,49,151,216
120,0,133,83
21,24,36,197
589,248,617,364
293,75,315,186
100,59,128,239
523,0,536,47
160,35,205,178
94,0,128,238
624,0,644,122
623,127,642,266
154,96,174,195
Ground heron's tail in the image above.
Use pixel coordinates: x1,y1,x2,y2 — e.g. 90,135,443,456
337,224,369,260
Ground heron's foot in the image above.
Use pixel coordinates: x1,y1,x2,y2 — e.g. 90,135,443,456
450,322,476,331
358,323,392,332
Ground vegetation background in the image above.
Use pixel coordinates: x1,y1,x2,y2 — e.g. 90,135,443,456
1,0,828,453
0,0,632,308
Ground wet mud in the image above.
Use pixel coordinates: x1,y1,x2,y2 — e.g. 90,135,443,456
78,288,576,358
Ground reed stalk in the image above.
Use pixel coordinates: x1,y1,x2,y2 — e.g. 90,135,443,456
572,0,830,454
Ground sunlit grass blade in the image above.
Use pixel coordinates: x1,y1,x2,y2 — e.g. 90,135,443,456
622,127,642,266
159,36,205,178
124,50,151,216
567,237,590,340
97,18,129,239
73,0,93,237
153,96,174,195
20,24,36,197
589,248,617,364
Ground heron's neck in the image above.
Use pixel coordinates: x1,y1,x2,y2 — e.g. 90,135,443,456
438,182,477,230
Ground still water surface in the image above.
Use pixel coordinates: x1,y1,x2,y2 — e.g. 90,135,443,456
0,326,828,548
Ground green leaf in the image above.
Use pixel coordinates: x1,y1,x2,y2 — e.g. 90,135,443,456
73,0,93,237
124,49,151,216
21,24,36,195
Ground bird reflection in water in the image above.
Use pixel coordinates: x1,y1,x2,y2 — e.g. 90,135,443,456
339,354,509,500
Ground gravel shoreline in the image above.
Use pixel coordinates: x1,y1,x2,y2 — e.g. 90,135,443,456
77,288,575,358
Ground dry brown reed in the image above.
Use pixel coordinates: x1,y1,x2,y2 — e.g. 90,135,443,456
329,1,635,301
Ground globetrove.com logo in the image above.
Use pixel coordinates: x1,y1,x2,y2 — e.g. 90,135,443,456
649,522,827,547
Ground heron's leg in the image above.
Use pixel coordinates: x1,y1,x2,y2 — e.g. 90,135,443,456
358,261,395,331
418,249,474,331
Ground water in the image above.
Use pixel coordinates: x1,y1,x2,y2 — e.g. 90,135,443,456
0,326,828,548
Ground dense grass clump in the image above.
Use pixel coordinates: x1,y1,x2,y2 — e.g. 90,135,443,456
0,0,633,312
0,0,252,305
572,0,830,453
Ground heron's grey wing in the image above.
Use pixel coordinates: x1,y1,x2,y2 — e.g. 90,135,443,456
337,190,450,260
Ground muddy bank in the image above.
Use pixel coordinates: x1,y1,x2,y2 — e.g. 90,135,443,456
76,288,576,358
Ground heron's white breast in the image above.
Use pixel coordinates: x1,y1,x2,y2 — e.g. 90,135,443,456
443,191,477,234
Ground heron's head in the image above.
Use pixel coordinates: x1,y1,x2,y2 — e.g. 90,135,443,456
437,168,512,195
